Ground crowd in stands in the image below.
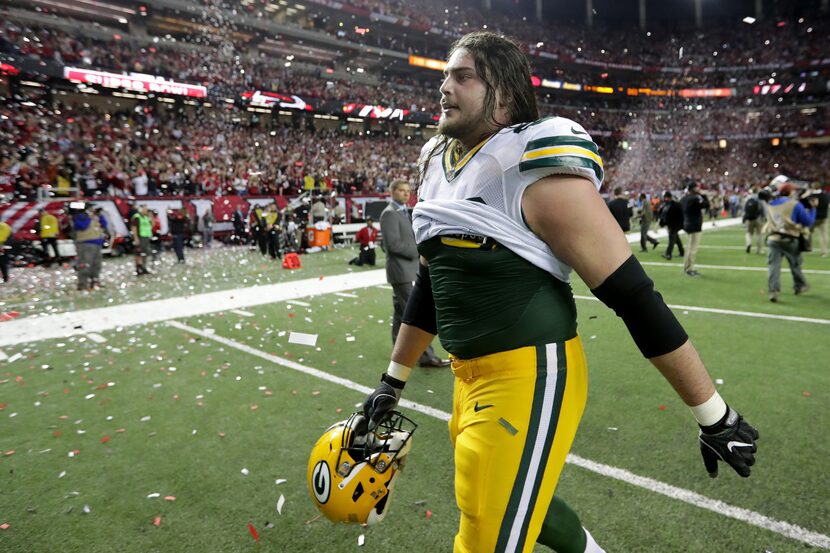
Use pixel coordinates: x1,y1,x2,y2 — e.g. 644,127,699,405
2,96,826,205
0,101,422,200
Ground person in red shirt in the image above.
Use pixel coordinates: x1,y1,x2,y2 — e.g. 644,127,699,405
348,217,379,266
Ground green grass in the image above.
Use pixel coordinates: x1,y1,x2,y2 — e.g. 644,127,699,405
1,230,829,552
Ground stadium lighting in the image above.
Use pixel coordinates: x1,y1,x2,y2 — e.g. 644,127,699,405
743,16,756,24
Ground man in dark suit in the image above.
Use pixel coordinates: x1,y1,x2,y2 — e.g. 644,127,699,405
680,182,710,276
607,186,633,232
380,180,449,368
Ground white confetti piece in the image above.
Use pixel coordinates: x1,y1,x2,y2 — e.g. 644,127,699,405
277,331,286,337
8,353,23,363
146,493,160,499
59,471,66,478
346,336,356,342
85,394,95,400
140,416,151,422
192,429,198,435
608,427,619,431
358,534,365,546
276,494,285,515
288,332,318,347
87,333,107,344
82,505,90,514
275,479,287,485
241,468,249,476
715,378,724,385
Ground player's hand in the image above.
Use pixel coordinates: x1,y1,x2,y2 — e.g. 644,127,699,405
699,406,759,478
363,373,405,431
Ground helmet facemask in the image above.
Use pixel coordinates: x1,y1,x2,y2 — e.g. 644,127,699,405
308,411,417,525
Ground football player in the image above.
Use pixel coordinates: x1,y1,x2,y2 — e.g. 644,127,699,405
363,31,759,553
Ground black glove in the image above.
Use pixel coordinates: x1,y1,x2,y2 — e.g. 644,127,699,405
698,406,759,478
363,373,405,431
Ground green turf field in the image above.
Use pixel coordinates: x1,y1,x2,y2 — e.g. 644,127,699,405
1,225,828,552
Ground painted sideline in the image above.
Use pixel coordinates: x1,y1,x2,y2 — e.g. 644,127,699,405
574,295,830,325
640,261,830,275
0,271,387,348
166,320,830,550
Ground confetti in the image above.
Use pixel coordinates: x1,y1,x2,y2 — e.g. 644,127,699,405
247,523,259,543
153,516,162,527
288,332,318,346
274,479,287,486
276,494,285,515
358,534,365,546
164,496,176,502
0,523,9,530
241,468,249,476
715,378,724,385
147,493,160,499
87,333,107,344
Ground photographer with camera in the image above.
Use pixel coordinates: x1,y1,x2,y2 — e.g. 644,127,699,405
764,176,818,302
71,202,105,291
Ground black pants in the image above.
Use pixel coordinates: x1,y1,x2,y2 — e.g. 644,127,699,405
257,230,267,255
350,247,376,266
0,251,9,282
666,229,685,258
391,281,436,364
267,230,281,259
41,237,59,265
172,233,185,262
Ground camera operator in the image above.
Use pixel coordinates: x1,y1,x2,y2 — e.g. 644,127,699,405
764,177,818,302
71,202,105,291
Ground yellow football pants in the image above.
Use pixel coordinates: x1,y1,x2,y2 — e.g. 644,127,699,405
448,337,588,553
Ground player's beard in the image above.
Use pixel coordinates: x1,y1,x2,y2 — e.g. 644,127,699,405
437,107,486,141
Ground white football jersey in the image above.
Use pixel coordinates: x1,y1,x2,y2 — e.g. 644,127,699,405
412,116,604,283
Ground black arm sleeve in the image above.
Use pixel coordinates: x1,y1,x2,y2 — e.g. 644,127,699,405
401,262,438,335
591,255,688,358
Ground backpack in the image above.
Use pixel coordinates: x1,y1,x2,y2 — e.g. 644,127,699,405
744,197,761,220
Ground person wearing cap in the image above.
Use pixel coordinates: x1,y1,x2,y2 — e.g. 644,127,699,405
680,182,710,276
349,217,379,266
764,178,818,302
72,204,105,291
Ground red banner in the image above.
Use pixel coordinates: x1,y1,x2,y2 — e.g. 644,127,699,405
63,67,206,98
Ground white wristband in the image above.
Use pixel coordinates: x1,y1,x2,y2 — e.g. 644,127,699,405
689,391,727,426
386,361,412,383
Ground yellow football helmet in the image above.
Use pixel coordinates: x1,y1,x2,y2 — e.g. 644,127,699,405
307,410,416,525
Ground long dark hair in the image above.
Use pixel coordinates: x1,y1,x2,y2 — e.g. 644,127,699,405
419,31,538,190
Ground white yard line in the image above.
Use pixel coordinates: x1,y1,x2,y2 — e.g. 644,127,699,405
0,271,387,348
574,295,830,325
166,320,830,551
4,261,828,349
640,261,830,275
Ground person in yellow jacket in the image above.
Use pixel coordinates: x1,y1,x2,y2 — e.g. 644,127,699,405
0,221,11,283
38,208,60,267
